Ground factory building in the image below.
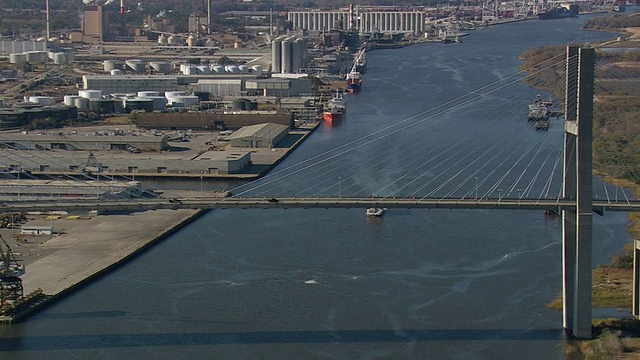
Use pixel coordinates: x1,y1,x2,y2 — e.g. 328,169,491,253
0,179,146,202
0,107,78,130
226,123,289,148
135,111,295,130
245,78,312,97
195,79,244,97
287,8,427,35
0,150,251,176
82,5,109,42
83,75,180,93
0,134,168,152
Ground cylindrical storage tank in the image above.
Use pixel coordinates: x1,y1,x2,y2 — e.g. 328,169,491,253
187,34,196,47
47,51,56,60
53,53,67,64
103,60,121,72
78,89,102,99
197,65,211,74
26,51,47,63
29,96,54,106
251,65,263,77
157,34,166,45
213,65,225,73
125,59,146,73
64,95,80,106
176,95,199,107
146,96,168,110
239,65,249,73
89,99,115,114
9,53,26,64
124,98,155,112
74,97,90,109
225,65,239,73
110,69,123,75
293,38,304,72
271,37,282,73
183,65,197,75
138,91,160,98
165,91,187,99
167,35,176,44
149,61,171,74
281,37,293,74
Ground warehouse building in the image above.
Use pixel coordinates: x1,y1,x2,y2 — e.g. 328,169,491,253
0,134,168,152
226,123,289,148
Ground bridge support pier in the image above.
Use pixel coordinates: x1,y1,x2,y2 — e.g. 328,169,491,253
562,46,594,339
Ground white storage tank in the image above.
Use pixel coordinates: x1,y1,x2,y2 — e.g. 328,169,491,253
138,91,160,97
103,60,121,72
197,65,211,74
157,34,167,45
212,65,225,73
110,69,123,75
182,65,197,75
150,61,171,74
29,96,54,106
9,53,26,64
64,95,80,106
167,35,176,44
125,59,146,73
78,89,103,99
26,51,48,63
53,53,67,64
239,65,249,73
225,65,239,73
251,65,263,77
74,97,90,109
165,91,187,98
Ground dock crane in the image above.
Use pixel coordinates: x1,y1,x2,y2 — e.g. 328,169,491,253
0,234,25,307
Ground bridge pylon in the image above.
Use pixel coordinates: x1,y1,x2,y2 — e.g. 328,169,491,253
562,46,595,339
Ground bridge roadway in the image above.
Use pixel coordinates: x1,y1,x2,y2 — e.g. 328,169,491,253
2,197,640,213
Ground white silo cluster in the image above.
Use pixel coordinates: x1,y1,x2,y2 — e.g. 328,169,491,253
179,63,260,75
271,36,306,74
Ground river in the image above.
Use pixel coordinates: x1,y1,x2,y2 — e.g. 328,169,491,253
0,14,633,360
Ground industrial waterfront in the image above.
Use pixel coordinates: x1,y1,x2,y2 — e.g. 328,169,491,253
0,12,635,359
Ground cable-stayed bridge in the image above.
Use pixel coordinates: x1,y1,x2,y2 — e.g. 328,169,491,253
1,46,639,339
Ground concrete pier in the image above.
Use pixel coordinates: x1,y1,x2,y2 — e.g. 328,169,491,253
2,209,203,322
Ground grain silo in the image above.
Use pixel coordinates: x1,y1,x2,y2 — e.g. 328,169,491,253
281,37,294,74
271,36,283,74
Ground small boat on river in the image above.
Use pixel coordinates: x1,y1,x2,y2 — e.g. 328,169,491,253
366,208,385,217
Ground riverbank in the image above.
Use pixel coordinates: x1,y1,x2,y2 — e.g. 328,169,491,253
1,208,205,323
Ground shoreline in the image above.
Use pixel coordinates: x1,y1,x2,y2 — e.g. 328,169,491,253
1,208,207,323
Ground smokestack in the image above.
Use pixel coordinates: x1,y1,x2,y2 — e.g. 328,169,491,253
46,0,51,39
120,0,124,14
207,0,212,34
349,4,353,30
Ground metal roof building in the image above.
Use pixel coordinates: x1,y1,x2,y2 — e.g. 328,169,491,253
0,134,168,152
226,123,289,148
